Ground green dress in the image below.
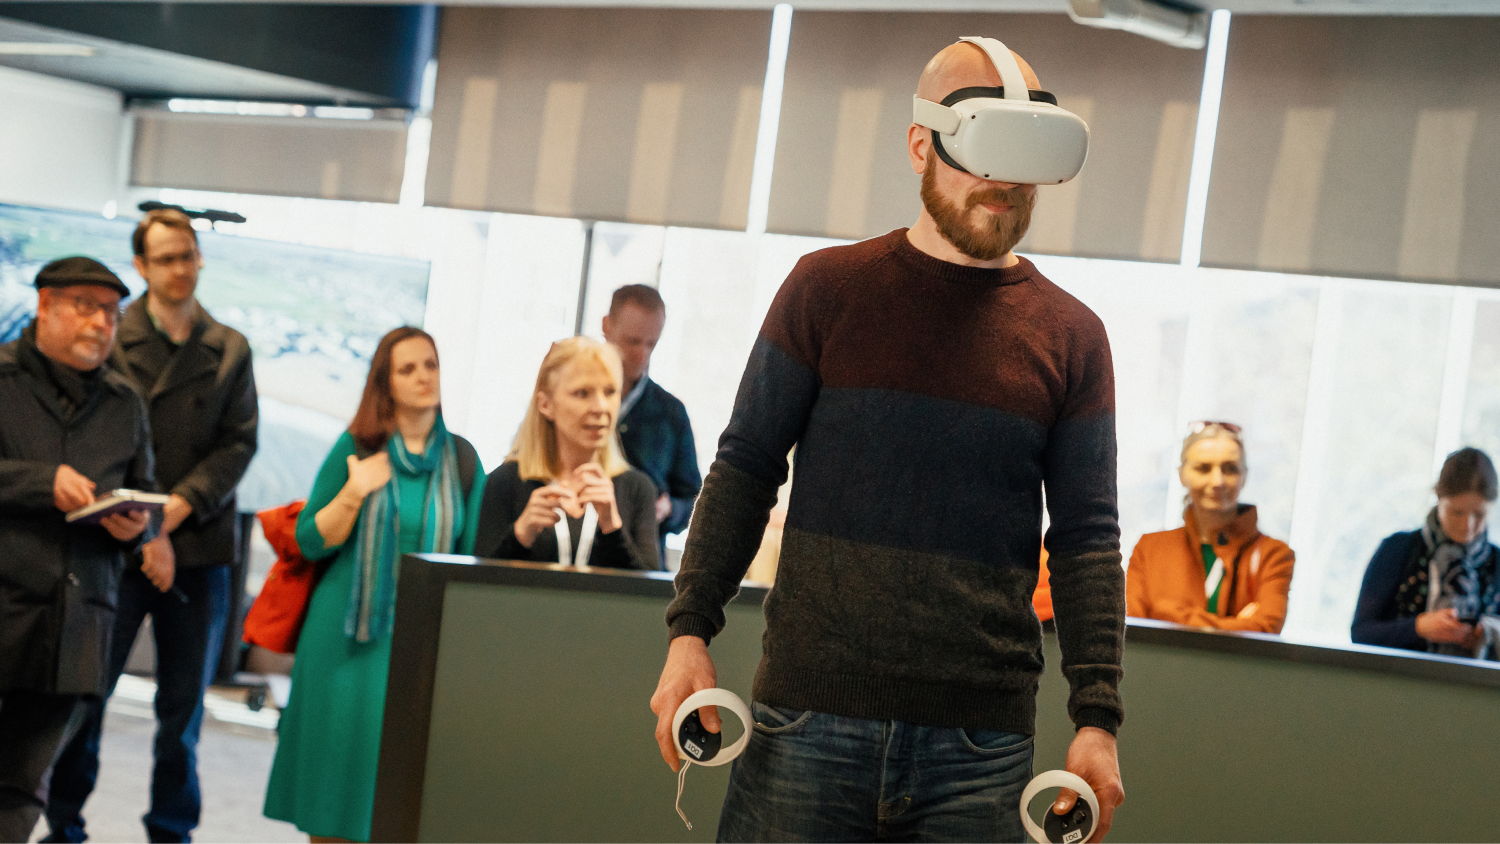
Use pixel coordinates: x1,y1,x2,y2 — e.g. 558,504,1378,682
263,431,485,840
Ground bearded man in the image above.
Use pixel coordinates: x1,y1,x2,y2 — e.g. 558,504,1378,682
650,38,1126,842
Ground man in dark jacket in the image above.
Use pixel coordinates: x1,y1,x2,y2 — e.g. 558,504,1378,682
0,258,156,844
46,210,257,844
600,285,701,568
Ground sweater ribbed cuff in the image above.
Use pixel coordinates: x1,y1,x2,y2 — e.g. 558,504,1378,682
1072,705,1120,736
668,612,717,645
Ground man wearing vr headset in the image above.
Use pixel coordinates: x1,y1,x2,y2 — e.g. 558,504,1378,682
653,38,1125,842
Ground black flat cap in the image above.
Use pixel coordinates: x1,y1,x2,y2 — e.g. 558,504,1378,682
34,256,130,298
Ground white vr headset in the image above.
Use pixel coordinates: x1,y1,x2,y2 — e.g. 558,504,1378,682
912,36,1090,185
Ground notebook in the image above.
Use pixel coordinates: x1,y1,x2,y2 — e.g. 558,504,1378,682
65,490,171,525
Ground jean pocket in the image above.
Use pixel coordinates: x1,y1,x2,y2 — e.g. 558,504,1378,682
751,700,814,735
959,727,1034,756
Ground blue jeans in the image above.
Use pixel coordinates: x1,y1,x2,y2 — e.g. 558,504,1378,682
717,701,1034,843
44,565,230,844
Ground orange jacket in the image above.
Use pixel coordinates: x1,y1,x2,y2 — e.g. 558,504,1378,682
1034,549,1053,622
1126,505,1295,633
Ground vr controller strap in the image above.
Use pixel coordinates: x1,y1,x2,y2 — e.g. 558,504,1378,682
958,36,1030,103
675,761,694,830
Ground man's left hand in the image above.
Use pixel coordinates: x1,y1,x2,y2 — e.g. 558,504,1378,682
141,535,176,592
161,494,193,535
100,509,151,543
1052,725,1124,843
655,492,672,524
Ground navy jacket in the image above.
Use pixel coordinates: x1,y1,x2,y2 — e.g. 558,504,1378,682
617,378,701,538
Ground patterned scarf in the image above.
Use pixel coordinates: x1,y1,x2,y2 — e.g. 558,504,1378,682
1411,508,1500,659
346,413,463,642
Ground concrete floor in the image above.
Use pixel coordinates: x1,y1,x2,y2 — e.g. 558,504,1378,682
27,677,302,844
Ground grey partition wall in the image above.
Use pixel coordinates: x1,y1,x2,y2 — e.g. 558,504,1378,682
376,556,1500,842
1201,16,1500,286
766,12,1206,262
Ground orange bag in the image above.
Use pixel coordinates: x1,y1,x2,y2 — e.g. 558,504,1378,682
243,500,315,654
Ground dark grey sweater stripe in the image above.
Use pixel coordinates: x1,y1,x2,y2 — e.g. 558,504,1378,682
668,230,1125,734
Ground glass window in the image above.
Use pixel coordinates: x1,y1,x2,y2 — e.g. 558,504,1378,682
578,222,667,339
1461,298,1500,465
1283,281,1454,642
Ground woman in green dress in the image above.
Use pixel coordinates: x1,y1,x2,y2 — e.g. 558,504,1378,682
263,327,485,842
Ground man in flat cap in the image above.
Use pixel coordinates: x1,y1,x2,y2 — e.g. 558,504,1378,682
47,209,258,844
0,257,157,843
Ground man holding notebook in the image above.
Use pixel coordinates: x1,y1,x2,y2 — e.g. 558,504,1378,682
0,257,156,843
46,208,258,844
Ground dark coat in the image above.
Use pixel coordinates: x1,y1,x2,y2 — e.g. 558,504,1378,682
0,333,156,695
109,298,258,568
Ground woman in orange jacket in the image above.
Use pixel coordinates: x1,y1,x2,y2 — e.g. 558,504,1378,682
1127,422,1295,633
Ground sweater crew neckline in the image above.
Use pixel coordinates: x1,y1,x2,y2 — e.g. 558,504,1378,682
886,228,1035,289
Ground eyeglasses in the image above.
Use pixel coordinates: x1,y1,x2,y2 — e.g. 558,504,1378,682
143,249,199,268
63,294,125,326
1188,420,1242,435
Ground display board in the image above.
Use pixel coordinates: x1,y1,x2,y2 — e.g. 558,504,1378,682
0,201,430,509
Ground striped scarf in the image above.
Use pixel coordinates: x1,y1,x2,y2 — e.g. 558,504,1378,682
346,414,463,643
1420,507,1500,659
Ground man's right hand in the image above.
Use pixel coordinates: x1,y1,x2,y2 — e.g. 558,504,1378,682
54,464,96,512
141,534,176,592
650,634,720,771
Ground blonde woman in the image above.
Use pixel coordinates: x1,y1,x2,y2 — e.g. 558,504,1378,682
474,337,659,570
1127,421,1295,633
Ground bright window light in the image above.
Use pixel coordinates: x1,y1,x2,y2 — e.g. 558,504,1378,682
1179,8,1231,269
164,100,376,120
746,3,793,236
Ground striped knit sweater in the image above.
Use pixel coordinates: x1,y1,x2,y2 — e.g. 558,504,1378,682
667,229,1125,735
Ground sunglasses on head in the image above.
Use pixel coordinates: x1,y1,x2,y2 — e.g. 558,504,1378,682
1188,420,1242,435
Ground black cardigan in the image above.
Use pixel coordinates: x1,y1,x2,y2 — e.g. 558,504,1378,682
1351,528,1500,651
473,461,660,571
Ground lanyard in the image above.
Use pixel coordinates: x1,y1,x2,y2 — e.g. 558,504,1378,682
1204,556,1224,601
554,504,598,567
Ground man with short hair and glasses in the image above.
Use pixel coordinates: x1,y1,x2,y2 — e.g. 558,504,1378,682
0,257,156,843
46,210,258,844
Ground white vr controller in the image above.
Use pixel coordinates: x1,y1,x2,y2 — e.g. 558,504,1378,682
672,688,752,766
668,691,1097,843
912,36,1090,185
670,689,753,830
1022,770,1100,844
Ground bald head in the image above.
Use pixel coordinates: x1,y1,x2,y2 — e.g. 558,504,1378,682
915,40,1041,103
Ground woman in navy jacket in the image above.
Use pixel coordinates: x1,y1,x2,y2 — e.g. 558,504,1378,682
1352,448,1500,659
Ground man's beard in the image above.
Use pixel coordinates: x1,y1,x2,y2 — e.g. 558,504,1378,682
920,164,1035,261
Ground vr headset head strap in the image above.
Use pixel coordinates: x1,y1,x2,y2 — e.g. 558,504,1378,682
958,36,1030,103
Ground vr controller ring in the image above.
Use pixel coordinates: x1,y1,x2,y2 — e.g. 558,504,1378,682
1021,770,1100,844
671,688,752,767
